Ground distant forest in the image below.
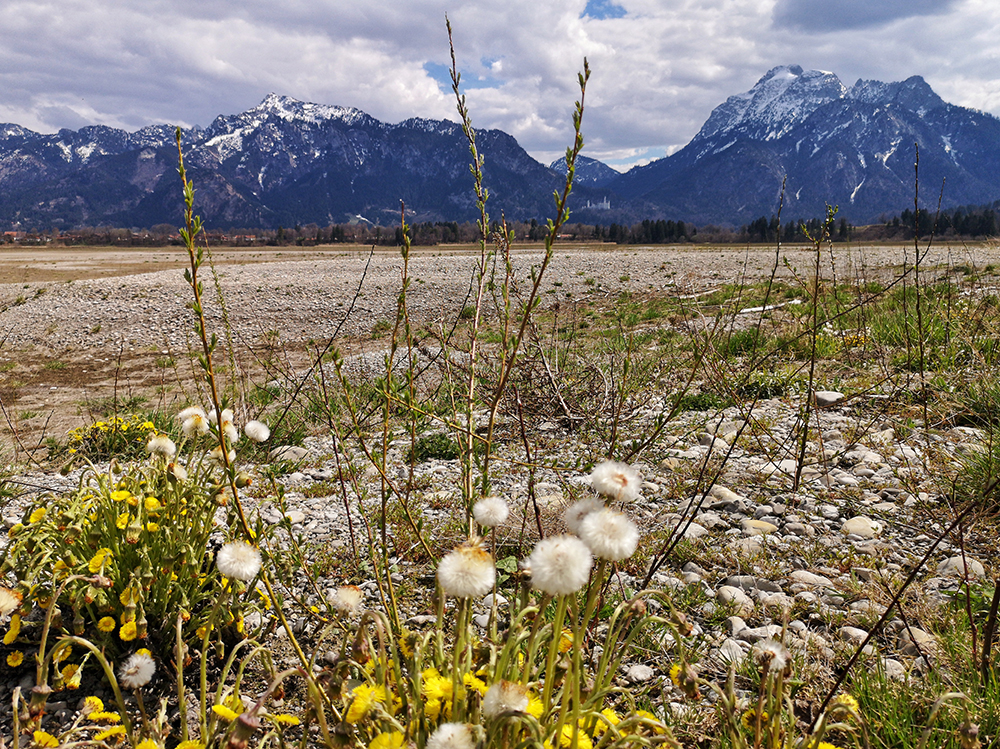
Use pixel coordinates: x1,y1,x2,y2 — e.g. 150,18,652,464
4,201,998,247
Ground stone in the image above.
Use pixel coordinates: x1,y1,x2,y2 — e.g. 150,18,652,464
270,445,308,462
840,516,882,538
898,627,936,656
839,626,869,645
936,556,985,579
880,658,907,681
284,510,306,524
789,570,834,587
717,638,746,664
681,522,711,540
815,391,845,407
626,664,656,683
709,485,747,504
717,585,754,615
741,518,778,536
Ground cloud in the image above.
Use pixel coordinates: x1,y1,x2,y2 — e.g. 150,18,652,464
772,0,960,32
0,0,997,171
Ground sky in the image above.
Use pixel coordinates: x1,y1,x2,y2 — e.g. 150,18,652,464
1,0,998,171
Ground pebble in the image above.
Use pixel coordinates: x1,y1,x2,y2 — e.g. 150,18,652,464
840,516,881,538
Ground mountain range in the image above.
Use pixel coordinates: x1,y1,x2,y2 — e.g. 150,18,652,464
2,65,999,230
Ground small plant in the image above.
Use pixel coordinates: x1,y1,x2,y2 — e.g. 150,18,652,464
408,432,460,462
66,415,159,461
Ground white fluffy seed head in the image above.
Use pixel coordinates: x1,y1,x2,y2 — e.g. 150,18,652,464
579,507,640,561
182,412,210,438
119,652,156,689
222,422,240,444
427,723,475,749
209,445,236,464
525,535,593,596
473,496,509,528
146,434,177,459
589,460,642,502
562,497,605,535
244,420,271,443
437,539,496,598
755,638,791,674
216,542,262,582
177,406,206,422
208,408,234,426
482,681,529,719
329,585,364,613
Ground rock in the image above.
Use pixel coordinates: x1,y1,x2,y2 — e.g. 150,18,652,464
709,485,747,504
626,664,656,683
717,585,754,615
815,391,845,407
840,516,881,538
789,570,833,587
936,556,985,579
682,522,711,540
839,626,869,645
741,518,778,535
270,445,308,462
284,510,306,524
717,638,746,664
898,627,936,656
880,658,907,680
737,624,783,643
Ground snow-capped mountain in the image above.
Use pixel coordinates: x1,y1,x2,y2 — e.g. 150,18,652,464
1,70,999,229
0,94,576,228
609,65,1000,224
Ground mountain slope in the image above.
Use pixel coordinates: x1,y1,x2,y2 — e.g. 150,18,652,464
609,65,1000,224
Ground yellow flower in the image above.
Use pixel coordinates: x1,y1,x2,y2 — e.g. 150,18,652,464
464,672,488,695
89,711,122,723
176,742,206,749
4,614,21,644
346,683,387,724
669,664,682,687
633,710,668,735
62,663,81,689
212,704,240,721
98,616,116,633
556,724,593,749
144,496,161,512
369,732,405,749
135,739,160,749
269,714,301,726
146,523,160,533
136,648,152,657
422,667,453,702
82,695,104,714
741,709,769,730
119,621,138,641
32,731,60,748
52,642,72,664
527,693,544,719
110,490,131,503
559,628,574,653
6,651,23,667
116,512,130,529
831,693,860,715
119,588,136,606
28,507,46,524
94,726,127,742
593,708,621,736
87,549,112,574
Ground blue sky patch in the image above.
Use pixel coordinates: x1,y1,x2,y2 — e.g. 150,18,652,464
582,0,627,20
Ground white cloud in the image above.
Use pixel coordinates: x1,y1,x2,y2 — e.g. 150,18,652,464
0,0,997,170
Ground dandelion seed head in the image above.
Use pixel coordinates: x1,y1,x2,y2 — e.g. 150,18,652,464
209,446,236,464
329,585,364,613
437,538,495,598
427,723,475,749
754,639,791,674
146,434,176,459
0,586,22,617
244,420,271,443
216,542,262,582
589,460,642,501
525,535,592,596
181,412,210,438
177,406,206,422
562,497,605,535
473,496,509,528
482,680,529,719
118,652,155,689
208,408,234,426
579,507,639,561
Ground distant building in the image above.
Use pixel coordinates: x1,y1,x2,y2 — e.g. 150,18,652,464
585,197,611,210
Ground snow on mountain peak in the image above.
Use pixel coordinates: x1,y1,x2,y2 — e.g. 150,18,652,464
254,94,368,126
694,64,846,144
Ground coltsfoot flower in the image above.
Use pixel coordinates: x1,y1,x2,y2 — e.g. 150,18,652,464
482,680,529,718
754,639,791,675
244,420,271,443
437,538,496,598
578,507,639,560
562,497,605,535
179,406,210,438
525,535,592,596
427,723,475,749
216,542,262,582
589,460,642,501
146,434,177,459
0,585,21,616
119,651,155,689
472,496,509,527
329,585,364,613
